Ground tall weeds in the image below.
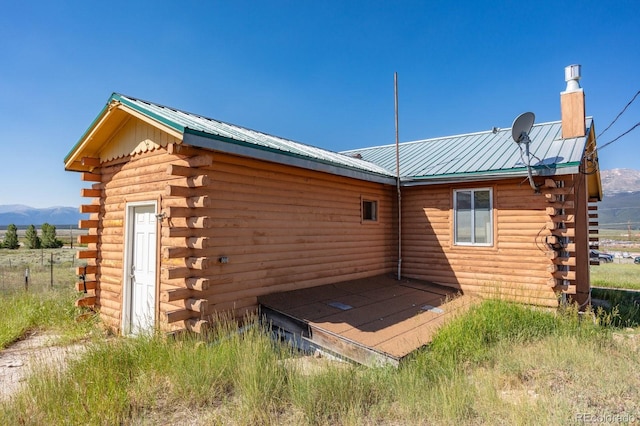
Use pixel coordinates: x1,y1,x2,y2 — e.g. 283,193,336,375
1,299,635,426
0,287,93,348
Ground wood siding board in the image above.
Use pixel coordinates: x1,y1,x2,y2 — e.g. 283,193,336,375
401,178,563,305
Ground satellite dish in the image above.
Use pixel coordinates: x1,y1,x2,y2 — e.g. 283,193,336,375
510,111,539,191
511,112,535,143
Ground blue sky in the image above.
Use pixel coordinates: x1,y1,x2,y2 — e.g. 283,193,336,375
1,1,639,208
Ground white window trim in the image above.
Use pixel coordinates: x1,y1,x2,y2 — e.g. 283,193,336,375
453,188,493,247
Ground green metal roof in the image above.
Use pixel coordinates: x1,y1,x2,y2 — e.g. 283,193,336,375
342,119,594,184
109,94,395,183
67,93,595,186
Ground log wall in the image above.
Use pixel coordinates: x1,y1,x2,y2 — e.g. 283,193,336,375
78,139,396,333
160,149,397,329
400,176,588,307
77,148,192,332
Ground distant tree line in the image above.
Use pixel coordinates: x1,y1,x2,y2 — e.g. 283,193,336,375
1,223,63,249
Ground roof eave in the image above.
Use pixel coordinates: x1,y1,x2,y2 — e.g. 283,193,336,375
584,123,603,201
64,100,114,172
400,162,582,187
64,94,186,172
183,129,397,185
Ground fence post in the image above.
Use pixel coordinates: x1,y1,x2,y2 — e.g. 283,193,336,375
25,267,29,291
50,252,54,288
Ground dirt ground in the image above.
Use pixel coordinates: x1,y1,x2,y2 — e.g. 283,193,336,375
0,332,339,403
0,332,87,401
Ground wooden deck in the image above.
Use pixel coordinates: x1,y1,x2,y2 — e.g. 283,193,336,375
258,275,478,366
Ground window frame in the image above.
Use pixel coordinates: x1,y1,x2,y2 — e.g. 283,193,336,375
361,197,379,223
453,187,494,247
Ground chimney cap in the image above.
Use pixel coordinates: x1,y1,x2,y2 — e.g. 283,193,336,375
564,64,582,92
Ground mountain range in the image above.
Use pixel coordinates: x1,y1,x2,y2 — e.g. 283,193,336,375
0,169,638,228
598,169,640,230
0,205,85,227
600,168,640,194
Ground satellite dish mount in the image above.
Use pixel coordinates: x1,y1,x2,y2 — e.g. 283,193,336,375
511,112,539,191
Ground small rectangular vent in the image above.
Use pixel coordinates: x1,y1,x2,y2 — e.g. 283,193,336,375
421,305,444,314
328,302,353,311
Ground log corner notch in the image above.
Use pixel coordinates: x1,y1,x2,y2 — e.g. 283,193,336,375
76,163,102,309
588,199,599,265
161,150,213,332
541,176,579,296
75,265,98,308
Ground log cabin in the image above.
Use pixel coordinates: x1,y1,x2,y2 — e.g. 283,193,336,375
64,66,602,336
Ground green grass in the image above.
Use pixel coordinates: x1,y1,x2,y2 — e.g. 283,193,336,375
3,299,638,425
589,263,640,326
0,286,96,349
591,263,640,290
0,247,94,348
592,287,640,327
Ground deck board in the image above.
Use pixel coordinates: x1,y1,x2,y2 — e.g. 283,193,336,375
258,274,478,364
373,295,476,356
311,291,443,334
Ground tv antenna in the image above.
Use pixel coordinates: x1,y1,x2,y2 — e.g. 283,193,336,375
511,112,540,191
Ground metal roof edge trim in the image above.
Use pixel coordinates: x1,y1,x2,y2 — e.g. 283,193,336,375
183,131,397,185
64,93,187,169
112,94,186,134
183,127,395,176
401,162,582,186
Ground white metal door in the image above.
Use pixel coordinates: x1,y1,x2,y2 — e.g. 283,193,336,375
128,204,157,334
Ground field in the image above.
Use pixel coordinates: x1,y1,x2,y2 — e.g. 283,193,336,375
591,263,640,290
1,249,639,424
0,247,85,292
598,228,640,253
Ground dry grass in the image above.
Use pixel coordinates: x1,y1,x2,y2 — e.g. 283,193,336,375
0,247,84,294
1,300,638,425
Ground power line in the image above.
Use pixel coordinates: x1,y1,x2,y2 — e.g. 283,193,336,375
597,89,640,139
598,121,640,151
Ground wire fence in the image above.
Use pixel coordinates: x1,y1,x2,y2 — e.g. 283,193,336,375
0,248,84,293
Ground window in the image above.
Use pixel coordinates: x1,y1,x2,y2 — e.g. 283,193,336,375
362,199,378,222
454,188,493,246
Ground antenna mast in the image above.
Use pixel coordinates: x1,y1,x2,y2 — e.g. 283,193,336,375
395,72,402,280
